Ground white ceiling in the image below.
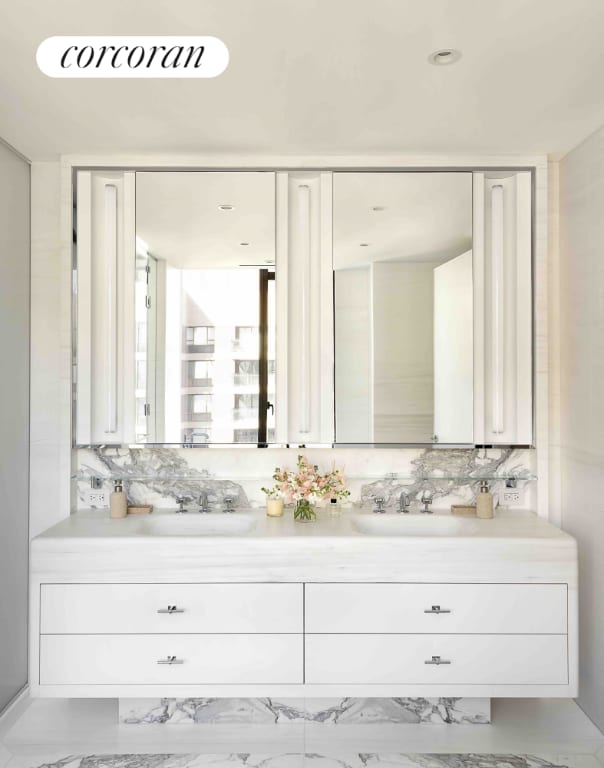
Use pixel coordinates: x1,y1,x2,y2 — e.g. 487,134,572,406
2,0,604,160
333,172,472,269
136,172,275,268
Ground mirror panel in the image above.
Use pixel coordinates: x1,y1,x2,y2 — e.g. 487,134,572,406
135,171,276,444
333,172,473,444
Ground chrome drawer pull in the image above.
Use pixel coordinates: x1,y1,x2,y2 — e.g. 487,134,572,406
157,655,184,665
425,655,451,666
157,605,185,614
424,605,451,614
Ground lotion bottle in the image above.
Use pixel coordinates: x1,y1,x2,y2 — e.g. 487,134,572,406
110,479,128,519
476,480,494,519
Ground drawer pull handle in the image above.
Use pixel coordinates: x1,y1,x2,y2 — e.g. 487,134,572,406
424,605,451,614
425,655,451,666
157,656,184,665
157,606,185,614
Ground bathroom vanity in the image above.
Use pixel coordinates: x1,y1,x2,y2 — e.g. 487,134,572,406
42,161,571,705
30,508,577,699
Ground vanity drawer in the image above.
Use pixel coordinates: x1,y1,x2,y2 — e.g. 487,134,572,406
40,583,302,634
305,583,567,634
40,634,303,685
305,634,568,685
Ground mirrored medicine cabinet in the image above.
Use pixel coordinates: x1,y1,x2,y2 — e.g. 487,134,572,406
74,168,533,448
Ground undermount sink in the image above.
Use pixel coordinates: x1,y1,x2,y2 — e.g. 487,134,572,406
352,513,476,537
139,512,255,536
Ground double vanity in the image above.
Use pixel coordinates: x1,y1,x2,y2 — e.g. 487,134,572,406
36,162,575,708
30,507,578,700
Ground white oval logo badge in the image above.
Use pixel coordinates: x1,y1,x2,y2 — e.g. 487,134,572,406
37,36,229,78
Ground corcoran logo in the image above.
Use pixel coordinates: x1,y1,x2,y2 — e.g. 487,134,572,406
36,36,229,78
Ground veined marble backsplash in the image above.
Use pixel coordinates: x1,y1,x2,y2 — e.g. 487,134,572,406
75,446,535,511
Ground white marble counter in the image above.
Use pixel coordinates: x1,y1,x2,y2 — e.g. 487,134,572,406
31,508,577,584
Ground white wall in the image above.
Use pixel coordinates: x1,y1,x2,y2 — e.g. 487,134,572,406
558,125,604,731
373,261,434,443
335,267,372,442
0,139,29,711
29,162,63,538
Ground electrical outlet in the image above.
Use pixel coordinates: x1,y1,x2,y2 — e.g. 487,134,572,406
501,488,525,506
85,490,108,507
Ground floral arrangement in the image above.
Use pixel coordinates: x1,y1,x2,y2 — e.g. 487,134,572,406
262,454,350,521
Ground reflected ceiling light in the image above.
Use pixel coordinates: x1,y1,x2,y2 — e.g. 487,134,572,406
428,49,462,66
218,204,235,211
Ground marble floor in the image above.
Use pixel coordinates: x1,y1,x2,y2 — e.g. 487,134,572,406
1,697,603,768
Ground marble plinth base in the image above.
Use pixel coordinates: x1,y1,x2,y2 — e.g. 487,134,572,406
119,697,491,725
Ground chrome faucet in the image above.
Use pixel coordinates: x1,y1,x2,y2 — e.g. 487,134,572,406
223,496,235,513
175,496,188,514
198,491,210,513
420,490,433,514
373,496,386,514
398,492,411,513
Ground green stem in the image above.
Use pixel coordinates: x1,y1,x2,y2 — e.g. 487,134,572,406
294,499,316,521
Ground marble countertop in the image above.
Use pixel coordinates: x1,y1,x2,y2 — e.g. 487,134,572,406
34,506,572,541
30,508,577,584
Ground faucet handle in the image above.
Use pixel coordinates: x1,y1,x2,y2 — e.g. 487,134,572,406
223,496,235,513
421,490,433,514
175,496,188,514
373,496,386,514
398,492,411,513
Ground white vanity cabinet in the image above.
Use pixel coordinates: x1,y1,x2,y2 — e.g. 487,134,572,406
38,583,304,688
304,583,568,687
32,578,574,698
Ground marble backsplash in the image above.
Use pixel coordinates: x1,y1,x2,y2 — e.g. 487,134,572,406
118,697,491,725
75,446,535,512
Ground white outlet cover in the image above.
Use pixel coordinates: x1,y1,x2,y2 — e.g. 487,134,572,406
85,490,108,507
500,488,525,506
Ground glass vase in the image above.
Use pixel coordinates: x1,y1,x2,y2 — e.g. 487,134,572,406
294,498,316,522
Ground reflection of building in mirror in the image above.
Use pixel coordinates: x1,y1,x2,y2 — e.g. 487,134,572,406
135,266,276,444
135,170,277,445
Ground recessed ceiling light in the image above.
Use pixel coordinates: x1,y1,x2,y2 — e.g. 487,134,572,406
239,242,250,246
360,243,370,247
218,204,235,211
428,49,462,66
371,206,387,211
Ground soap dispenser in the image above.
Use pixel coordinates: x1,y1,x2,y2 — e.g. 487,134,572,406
110,479,128,519
476,480,494,519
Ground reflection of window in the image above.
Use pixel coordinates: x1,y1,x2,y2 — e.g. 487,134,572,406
184,325,215,352
235,359,259,374
235,326,258,347
136,360,147,390
136,323,147,354
233,428,258,443
182,393,212,422
185,360,213,387
235,393,259,408
182,429,211,444
233,393,259,421
234,359,260,386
